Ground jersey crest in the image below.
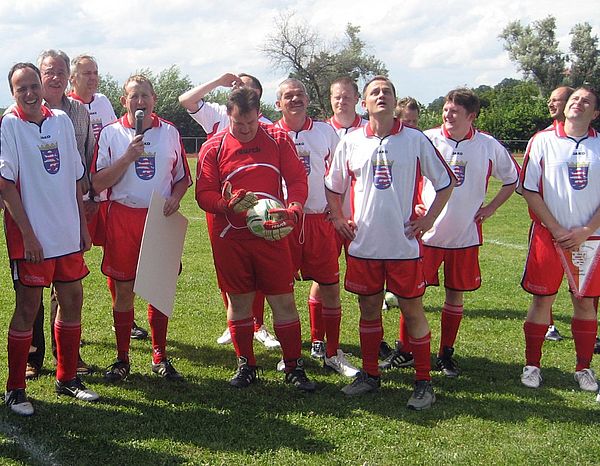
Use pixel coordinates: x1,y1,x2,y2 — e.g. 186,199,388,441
39,142,60,174
567,161,589,190
135,152,156,180
372,157,393,190
449,160,466,187
298,148,311,175
91,118,103,139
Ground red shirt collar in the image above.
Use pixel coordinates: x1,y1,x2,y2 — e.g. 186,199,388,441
441,124,475,141
329,114,362,130
365,118,402,138
67,91,94,105
276,116,313,133
120,112,160,129
555,120,597,138
12,104,53,121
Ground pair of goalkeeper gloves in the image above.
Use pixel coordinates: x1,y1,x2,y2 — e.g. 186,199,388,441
220,181,302,241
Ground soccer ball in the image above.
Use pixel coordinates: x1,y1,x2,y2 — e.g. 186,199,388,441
246,198,285,238
384,291,399,308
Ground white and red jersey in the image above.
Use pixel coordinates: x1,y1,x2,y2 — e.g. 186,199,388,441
68,92,117,141
521,121,600,232
0,106,85,259
196,123,308,240
327,114,368,138
325,119,454,260
93,113,191,208
274,117,339,213
189,100,271,139
421,126,520,248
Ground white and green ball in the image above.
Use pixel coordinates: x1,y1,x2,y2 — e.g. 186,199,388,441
246,198,285,238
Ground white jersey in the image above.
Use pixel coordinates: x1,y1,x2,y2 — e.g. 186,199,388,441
69,92,117,141
0,106,85,259
189,99,271,139
327,114,368,138
94,114,191,208
521,121,600,232
274,117,339,213
422,126,519,248
325,119,454,259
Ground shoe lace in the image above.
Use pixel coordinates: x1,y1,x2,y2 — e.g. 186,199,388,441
413,381,429,400
106,360,128,376
8,389,27,405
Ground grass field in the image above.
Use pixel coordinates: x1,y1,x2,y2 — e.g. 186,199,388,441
1,160,599,465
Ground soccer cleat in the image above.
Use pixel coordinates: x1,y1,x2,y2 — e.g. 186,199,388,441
104,360,130,383
131,321,149,340
544,325,563,342
407,380,435,410
341,371,380,396
254,325,281,349
4,389,34,416
521,365,542,389
435,346,460,378
310,340,326,360
595,338,600,355
276,359,285,372
379,340,393,359
55,377,100,402
284,359,316,392
379,340,414,370
25,362,40,380
216,327,232,345
230,357,259,388
152,359,183,380
76,356,93,376
324,349,360,377
574,368,598,392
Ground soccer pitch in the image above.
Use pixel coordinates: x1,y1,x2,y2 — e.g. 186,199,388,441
1,162,599,465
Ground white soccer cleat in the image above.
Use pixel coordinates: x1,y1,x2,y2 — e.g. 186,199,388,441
574,368,599,392
521,365,542,389
254,325,281,349
5,389,34,416
324,349,360,378
216,327,232,345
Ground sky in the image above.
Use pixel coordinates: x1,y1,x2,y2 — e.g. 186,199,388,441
0,0,597,110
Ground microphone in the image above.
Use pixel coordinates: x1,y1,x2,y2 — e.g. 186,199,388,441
135,110,145,136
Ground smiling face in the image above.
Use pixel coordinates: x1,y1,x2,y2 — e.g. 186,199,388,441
362,78,395,117
547,87,571,121
276,81,309,119
11,66,43,121
442,101,476,139
120,79,156,124
39,55,69,106
564,88,600,124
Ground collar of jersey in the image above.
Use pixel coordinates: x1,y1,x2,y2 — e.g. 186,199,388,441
276,116,313,133
120,112,160,129
442,124,475,141
554,120,597,138
329,114,362,130
12,104,53,121
67,91,95,105
365,118,401,138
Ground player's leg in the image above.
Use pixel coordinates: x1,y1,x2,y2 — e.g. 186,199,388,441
436,288,464,377
228,291,260,388
147,304,182,380
308,282,325,358
26,299,45,379
252,290,280,349
571,295,598,392
104,279,135,382
521,294,555,388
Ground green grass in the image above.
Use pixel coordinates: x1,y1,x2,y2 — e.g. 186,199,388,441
1,159,599,465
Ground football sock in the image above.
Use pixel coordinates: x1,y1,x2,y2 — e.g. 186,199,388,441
252,291,265,332
308,296,324,342
7,328,32,391
148,305,169,364
107,276,116,306
322,306,342,357
409,332,432,381
274,318,302,372
54,320,80,383
523,321,547,368
439,302,464,354
113,308,134,363
572,318,597,371
229,317,256,366
359,317,383,377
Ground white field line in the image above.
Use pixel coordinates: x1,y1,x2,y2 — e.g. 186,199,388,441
486,238,528,251
0,420,59,466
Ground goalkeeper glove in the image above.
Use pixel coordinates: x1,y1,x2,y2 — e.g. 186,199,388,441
263,204,303,241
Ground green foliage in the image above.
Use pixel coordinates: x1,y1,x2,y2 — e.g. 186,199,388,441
569,23,600,89
97,72,122,115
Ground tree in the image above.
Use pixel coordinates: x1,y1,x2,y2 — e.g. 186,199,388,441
568,23,600,88
97,73,122,115
263,12,387,117
499,16,566,95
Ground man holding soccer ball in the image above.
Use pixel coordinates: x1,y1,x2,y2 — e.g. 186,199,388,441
195,87,316,391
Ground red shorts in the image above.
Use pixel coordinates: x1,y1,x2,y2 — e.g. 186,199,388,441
289,213,340,284
335,231,351,259
522,223,600,296
422,245,481,291
345,256,426,298
12,252,88,287
102,202,147,281
211,235,295,295
88,201,109,247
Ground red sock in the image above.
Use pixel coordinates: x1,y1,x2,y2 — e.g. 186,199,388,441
252,291,265,332
398,314,411,352
572,318,597,371
360,317,383,377
322,306,342,357
439,302,463,353
6,328,32,391
55,320,81,383
409,332,432,381
308,296,324,342
107,277,116,306
524,321,547,367
229,317,255,366
148,305,169,364
113,309,134,363
274,318,302,372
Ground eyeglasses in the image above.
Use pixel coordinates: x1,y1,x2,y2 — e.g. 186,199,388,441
41,70,67,79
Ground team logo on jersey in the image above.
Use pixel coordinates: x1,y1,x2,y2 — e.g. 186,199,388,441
91,118,103,139
372,158,393,189
39,143,60,174
298,149,311,175
567,161,589,190
449,161,467,187
135,152,156,180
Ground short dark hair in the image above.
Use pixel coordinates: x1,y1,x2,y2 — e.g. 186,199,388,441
330,76,359,96
396,97,420,118
445,88,480,116
122,74,156,96
8,62,41,93
362,75,396,100
238,73,263,99
573,85,600,111
227,87,260,115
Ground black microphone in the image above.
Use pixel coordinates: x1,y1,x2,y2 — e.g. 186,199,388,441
135,110,145,136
